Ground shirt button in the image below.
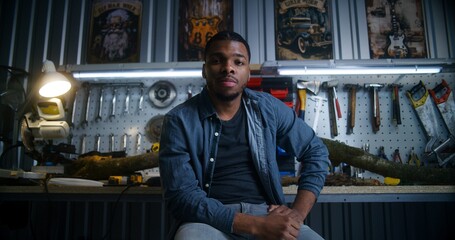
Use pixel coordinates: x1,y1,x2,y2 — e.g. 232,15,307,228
210,158,214,162
205,183,209,188
214,132,219,136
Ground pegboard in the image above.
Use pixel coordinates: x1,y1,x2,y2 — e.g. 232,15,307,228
296,73,454,165
60,72,454,170
64,78,206,157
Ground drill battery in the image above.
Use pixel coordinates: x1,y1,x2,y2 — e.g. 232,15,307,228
108,174,143,185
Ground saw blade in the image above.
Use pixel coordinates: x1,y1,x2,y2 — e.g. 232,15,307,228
145,115,165,143
148,81,177,108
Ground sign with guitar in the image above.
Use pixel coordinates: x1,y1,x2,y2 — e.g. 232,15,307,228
178,0,233,61
365,0,427,59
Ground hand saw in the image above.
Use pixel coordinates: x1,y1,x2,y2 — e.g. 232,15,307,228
406,81,442,152
428,79,455,137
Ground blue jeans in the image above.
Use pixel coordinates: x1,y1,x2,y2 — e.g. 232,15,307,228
174,202,324,240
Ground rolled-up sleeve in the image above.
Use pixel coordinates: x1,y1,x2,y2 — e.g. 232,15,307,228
274,99,330,197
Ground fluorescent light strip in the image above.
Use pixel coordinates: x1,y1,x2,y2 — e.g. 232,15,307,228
278,66,442,76
73,70,202,79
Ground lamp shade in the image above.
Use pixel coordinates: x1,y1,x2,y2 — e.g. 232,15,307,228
38,60,71,98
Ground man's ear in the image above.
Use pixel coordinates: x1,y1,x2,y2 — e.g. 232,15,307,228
202,64,206,79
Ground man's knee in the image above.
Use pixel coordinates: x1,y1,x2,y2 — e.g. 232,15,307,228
299,224,324,240
174,222,231,240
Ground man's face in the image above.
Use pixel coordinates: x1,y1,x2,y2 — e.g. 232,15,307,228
203,40,250,102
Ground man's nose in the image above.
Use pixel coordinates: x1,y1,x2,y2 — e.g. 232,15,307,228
221,61,235,73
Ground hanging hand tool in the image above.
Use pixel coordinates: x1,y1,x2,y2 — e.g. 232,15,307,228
187,84,193,100
80,83,91,128
322,80,340,137
69,89,79,129
365,83,383,133
80,134,86,154
124,86,130,115
138,85,144,114
392,148,403,163
322,80,342,118
122,133,128,155
95,134,101,152
309,96,327,132
110,87,117,120
377,146,388,160
390,84,403,125
344,84,360,134
136,133,142,154
110,133,115,152
407,81,441,152
96,87,104,122
296,80,321,121
428,136,455,166
407,147,421,166
429,79,455,136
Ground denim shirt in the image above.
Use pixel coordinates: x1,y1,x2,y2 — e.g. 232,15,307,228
159,87,329,234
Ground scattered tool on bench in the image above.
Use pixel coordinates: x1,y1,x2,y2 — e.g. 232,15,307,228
344,84,360,134
390,84,403,125
296,80,321,121
364,83,383,133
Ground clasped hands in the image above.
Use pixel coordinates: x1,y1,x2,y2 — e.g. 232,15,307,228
255,205,304,240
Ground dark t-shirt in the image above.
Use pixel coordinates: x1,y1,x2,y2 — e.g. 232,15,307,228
209,104,268,204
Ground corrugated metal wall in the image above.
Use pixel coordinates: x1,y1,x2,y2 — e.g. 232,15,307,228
1,0,454,82
1,0,455,239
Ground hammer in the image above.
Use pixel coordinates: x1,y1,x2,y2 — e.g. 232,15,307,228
296,80,321,121
322,80,342,118
322,80,341,137
364,83,384,133
390,84,403,125
344,84,360,134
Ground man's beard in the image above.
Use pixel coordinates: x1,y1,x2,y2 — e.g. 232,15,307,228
214,91,241,102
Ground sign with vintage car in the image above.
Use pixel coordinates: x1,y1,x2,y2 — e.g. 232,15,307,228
275,0,333,60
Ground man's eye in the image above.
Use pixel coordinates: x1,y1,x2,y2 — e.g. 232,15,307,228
209,58,220,64
236,60,245,66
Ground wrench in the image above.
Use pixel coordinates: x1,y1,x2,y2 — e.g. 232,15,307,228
67,133,74,159
96,87,104,122
123,133,128,154
80,134,86,154
110,87,117,120
124,86,130,115
138,86,144,113
187,84,193,99
110,133,115,152
136,133,142,154
70,89,78,129
81,84,91,128
95,134,101,152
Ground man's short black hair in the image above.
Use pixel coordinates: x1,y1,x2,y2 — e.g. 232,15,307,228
204,31,251,62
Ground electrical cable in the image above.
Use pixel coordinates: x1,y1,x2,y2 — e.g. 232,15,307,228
102,183,135,240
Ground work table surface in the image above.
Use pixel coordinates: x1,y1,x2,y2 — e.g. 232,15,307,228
1,185,454,203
